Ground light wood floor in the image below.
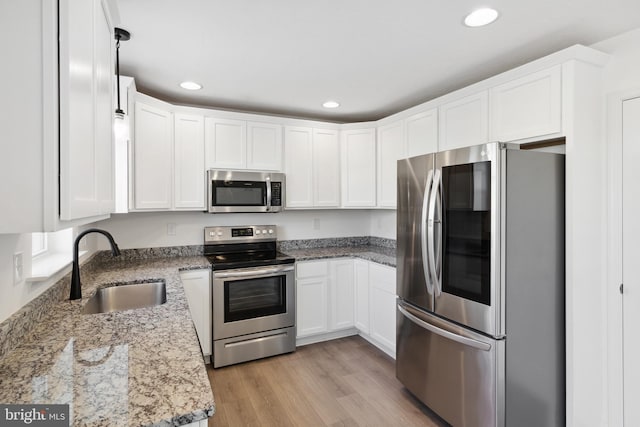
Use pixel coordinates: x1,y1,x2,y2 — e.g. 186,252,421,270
206,335,448,427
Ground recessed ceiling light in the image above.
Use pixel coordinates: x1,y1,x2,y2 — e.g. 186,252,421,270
464,8,499,27
322,101,340,109
180,81,202,90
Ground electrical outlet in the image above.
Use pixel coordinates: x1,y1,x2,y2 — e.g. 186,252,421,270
167,223,176,236
13,252,23,285
312,218,320,230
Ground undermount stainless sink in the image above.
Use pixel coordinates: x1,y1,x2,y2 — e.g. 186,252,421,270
82,281,167,314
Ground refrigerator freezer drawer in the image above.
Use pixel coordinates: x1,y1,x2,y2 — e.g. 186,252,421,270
396,301,504,427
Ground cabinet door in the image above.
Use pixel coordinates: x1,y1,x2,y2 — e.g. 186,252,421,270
439,91,489,151
313,129,340,207
369,263,396,355
296,277,329,337
59,0,101,220
377,121,403,208
490,66,562,142
180,269,211,356
354,259,370,334
204,117,246,169
284,126,314,207
341,128,376,207
174,113,205,209
94,0,114,215
246,122,282,171
329,259,355,330
404,109,438,158
133,102,173,209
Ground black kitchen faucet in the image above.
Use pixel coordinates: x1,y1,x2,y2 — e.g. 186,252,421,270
70,228,121,300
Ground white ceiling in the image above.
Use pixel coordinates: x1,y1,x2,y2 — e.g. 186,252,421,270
116,0,640,123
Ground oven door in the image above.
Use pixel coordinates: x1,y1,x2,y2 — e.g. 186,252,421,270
212,265,295,340
432,143,504,337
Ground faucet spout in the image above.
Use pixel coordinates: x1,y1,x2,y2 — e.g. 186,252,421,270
70,228,121,300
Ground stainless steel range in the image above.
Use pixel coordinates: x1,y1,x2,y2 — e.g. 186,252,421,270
204,225,296,368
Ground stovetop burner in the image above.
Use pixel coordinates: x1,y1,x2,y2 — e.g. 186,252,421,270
204,225,295,271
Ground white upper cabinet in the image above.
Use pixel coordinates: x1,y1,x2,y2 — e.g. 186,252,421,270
284,126,314,207
341,128,376,207
439,91,489,151
490,66,562,142
205,118,282,171
246,122,283,171
284,126,340,208
312,129,340,207
377,121,403,208
133,101,173,210
204,118,246,170
174,113,205,209
404,108,438,158
59,0,114,220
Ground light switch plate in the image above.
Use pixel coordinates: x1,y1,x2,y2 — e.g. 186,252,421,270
13,252,23,285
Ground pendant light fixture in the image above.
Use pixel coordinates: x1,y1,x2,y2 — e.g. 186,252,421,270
114,27,131,120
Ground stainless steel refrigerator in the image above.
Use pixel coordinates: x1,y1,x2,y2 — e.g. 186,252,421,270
396,142,565,427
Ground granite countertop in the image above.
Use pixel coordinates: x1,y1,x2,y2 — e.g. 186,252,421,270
281,245,396,267
0,256,215,427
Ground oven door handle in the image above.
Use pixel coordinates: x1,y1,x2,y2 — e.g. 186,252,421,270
213,265,294,279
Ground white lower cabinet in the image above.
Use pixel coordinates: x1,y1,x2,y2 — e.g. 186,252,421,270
180,269,211,357
330,259,355,330
296,258,396,358
354,259,370,334
368,263,397,356
296,260,329,337
296,259,354,338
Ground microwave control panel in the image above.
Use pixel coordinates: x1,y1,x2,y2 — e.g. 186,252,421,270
271,182,282,207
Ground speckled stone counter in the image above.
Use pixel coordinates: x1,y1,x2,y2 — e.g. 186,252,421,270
0,256,215,427
279,238,396,267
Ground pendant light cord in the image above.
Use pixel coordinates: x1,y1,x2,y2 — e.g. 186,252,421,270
115,37,123,115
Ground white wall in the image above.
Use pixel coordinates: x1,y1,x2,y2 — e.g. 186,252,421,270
0,228,99,323
369,210,396,240
590,27,640,426
592,28,640,94
94,210,383,249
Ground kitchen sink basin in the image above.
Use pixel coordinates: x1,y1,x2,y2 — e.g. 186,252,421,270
82,281,167,314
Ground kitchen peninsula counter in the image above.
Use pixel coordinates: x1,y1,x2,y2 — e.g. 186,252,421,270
0,255,215,427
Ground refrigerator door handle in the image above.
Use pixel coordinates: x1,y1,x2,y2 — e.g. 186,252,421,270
427,169,442,296
398,303,491,351
421,170,434,295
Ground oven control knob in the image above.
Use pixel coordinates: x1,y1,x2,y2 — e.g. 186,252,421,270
217,232,223,236
255,230,261,235
209,232,214,237
262,229,267,235
268,229,274,234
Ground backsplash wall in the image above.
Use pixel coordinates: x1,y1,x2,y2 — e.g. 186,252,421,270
94,209,395,250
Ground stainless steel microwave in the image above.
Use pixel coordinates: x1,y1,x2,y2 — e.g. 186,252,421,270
207,170,285,213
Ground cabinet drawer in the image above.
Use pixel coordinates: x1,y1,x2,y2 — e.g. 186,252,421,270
296,260,328,278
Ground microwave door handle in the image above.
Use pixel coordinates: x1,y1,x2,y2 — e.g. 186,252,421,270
421,170,434,295
398,303,491,351
266,176,272,212
427,169,442,297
